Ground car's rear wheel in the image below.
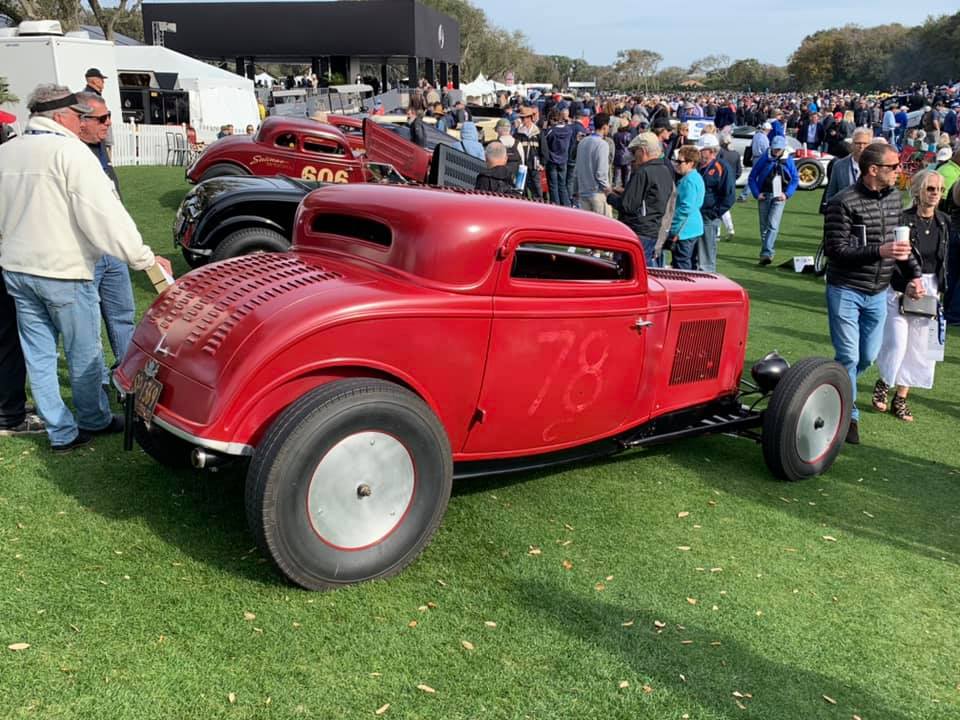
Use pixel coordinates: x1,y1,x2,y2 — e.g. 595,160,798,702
211,227,289,263
199,163,249,182
245,378,453,591
796,160,825,190
762,357,851,481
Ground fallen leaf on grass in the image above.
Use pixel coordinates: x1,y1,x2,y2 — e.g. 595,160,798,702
677,511,690,518
561,560,573,571
680,640,694,645
228,692,236,704
484,621,497,628
642,684,654,694
417,605,428,612
594,583,606,592
653,620,666,629
735,700,747,710
436,579,447,587
853,715,862,720
563,523,575,531
822,536,837,542
676,546,691,551
460,640,474,651
606,575,614,581
407,620,418,628
822,695,837,704
710,567,723,572
375,704,390,716
416,684,436,694
862,511,874,518
370,672,382,677
426,602,437,609
527,546,542,556
679,674,686,682
686,597,697,605
7,643,30,651
710,641,721,646
618,680,629,689
708,500,717,506
292,622,302,628
243,612,256,621
621,620,634,627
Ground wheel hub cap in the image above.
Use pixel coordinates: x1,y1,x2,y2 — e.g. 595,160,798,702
307,432,415,549
796,384,842,463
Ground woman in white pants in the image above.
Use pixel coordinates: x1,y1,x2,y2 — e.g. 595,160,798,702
873,169,951,421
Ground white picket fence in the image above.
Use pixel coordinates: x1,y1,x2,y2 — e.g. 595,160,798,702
3,119,221,166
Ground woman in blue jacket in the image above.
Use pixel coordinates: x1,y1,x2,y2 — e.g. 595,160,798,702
748,135,799,265
668,145,705,270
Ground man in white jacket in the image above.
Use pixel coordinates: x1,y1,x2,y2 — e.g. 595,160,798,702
0,84,172,453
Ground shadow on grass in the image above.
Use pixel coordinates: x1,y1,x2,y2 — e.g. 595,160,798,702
664,434,960,565
511,578,914,720
34,439,275,585
158,188,188,211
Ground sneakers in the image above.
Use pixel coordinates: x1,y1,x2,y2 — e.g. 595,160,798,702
0,415,46,437
82,414,125,436
758,256,773,266
51,431,93,454
845,420,860,445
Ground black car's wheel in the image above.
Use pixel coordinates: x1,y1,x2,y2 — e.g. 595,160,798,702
180,247,207,268
245,378,453,591
211,227,289,263
134,420,195,469
762,357,851,481
796,159,825,191
199,163,249,182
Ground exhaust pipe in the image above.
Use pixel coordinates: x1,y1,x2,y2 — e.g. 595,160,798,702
191,447,229,471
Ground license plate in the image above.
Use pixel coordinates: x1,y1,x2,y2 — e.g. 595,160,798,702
133,367,163,426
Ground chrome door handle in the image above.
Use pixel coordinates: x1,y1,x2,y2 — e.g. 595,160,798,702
634,318,653,331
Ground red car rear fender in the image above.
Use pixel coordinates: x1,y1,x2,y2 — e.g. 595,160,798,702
217,363,442,449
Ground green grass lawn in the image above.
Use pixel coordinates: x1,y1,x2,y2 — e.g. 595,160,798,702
2,168,959,719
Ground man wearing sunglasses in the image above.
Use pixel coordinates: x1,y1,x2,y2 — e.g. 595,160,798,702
823,142,921,445
0,84,171,453
77,92,136,396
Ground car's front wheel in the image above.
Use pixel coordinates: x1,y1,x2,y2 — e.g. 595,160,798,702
762,357,851,481
211,227,289,263
245,379,453,591
796,159,825,190
199,163,249,182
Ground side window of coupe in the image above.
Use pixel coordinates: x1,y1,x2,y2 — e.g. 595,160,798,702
303,137,346,156
511,242,633,282
274,132,298,150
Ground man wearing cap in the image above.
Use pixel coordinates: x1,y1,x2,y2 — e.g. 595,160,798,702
83,68,115,165
748,134,799,265
0,84,172,453
696,134,735,272
514,106,542,200
936,148,960,197
606,131,675,267
650,116,675,162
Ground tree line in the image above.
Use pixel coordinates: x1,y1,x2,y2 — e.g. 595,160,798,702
1,0,957,93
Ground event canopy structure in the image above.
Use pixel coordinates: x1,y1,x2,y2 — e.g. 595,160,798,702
115,45,259,129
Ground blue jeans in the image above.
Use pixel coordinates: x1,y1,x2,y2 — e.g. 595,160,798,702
759,197,786,258
94,254,136,383
638,235,663,268
826,284,887,422
547,163,569,206
671,237,699,270
2,271,113,445
698,218,721,272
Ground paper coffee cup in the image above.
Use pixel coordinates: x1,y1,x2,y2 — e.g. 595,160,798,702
894,226,911,245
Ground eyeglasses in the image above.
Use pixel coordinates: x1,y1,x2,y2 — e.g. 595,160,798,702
875,162,901,169
82,112,111,124
925,186,943,193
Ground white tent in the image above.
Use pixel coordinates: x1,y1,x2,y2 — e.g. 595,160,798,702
460,74,525,104
254,72,275,86
115,45,258,130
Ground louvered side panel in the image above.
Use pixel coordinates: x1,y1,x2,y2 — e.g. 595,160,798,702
669,319,726,385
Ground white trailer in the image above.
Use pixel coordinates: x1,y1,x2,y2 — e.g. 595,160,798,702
0,24,122,128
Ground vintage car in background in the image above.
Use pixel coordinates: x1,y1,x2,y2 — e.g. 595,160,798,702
117,184,851,591
187,115,462,187
727,126,831,190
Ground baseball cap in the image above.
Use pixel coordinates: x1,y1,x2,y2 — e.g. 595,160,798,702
771,136,787,150
698,134,719,149
84,67,108,79
761,121,773,130
651,117,672,132
937,147,953,162
495,117,512,129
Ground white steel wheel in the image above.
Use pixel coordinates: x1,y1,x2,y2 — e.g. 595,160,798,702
245,379,452,590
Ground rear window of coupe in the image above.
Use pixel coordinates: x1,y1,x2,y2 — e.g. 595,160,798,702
511,242,633,282
311,214,392,247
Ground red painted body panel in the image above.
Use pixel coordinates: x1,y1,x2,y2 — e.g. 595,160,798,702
323,114,365,153
362,118,432,183
186,116,365,184
117,184,752,462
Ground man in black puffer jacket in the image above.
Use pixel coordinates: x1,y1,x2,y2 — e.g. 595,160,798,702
824,142,921,444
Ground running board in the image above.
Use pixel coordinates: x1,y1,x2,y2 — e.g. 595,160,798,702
620,410,762,448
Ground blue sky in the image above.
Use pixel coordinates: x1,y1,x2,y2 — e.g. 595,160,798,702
471,0,957,69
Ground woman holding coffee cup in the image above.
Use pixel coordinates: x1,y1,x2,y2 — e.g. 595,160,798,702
873,169,953,421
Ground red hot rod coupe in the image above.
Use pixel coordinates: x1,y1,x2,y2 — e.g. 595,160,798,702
116,185,852,591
